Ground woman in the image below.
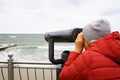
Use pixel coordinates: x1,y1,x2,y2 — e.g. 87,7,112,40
59,19,120,80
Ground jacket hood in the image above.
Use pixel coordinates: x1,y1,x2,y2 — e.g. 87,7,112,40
93,31,120,64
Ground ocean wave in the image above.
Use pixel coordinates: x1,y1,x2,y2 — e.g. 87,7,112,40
17,44,73,51
55,45,74,50
18,45,48,49
37,44,74,50
8,36,16,38
18,46,37,49
37,46,48,49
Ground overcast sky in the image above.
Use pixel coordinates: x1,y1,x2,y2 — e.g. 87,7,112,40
0,0,120,34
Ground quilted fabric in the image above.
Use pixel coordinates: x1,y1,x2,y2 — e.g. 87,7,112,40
59,31,120,80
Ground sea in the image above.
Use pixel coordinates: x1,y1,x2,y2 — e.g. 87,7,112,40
0,34,74,62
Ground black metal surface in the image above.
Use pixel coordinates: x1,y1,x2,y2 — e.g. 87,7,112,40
45,28,82,42
48,37,64,64
45,28,82,64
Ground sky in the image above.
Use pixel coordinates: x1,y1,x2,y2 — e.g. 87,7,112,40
0,0,120,34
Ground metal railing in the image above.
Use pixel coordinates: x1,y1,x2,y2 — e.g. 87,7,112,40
0,28,81,80
0,54,61,80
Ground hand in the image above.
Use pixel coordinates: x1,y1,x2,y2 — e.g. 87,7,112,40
74,32,84,53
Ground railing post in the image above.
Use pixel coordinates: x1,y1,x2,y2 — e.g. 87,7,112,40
8,53,14,80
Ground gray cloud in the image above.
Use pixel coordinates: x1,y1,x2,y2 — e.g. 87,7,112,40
0,0,120,33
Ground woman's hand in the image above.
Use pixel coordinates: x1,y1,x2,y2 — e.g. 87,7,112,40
74,32,84,53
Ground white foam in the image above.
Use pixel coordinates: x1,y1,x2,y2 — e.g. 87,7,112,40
37,46,48,49
8,36,16,38
54,45,74,50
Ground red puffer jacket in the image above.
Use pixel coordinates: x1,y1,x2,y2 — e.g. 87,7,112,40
59,31,120,80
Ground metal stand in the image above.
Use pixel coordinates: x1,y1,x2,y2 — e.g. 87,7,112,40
8,54,14,80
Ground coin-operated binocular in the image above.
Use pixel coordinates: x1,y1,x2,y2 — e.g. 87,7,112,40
44,28,82,64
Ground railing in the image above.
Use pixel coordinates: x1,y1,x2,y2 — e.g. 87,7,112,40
0,54,61,80
0,28,82,80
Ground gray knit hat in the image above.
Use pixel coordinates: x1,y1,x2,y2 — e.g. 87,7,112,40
83,19,111,41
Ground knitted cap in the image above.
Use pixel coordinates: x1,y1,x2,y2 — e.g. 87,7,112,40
83,19,111,41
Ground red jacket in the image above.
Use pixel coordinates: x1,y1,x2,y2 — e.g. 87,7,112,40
59,31,120,80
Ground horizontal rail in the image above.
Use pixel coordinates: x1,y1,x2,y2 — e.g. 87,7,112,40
0,61,53,65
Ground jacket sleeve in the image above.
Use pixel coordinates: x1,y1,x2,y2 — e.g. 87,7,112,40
59,51,89,80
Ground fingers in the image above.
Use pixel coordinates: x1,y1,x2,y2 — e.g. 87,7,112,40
75,32,84,42
74,32,84,53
